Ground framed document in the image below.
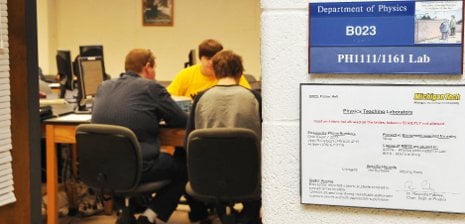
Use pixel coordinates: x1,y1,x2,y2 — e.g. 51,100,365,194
309,0,463,74
300,84,465,213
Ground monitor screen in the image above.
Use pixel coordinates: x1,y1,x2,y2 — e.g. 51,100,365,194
77,56,106,99
55,50,74,92
184,49,197,68
79,45,106,77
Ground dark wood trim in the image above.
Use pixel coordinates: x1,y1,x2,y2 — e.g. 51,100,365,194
0,0,41,223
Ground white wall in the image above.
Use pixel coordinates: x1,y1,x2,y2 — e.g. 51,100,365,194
261,0,465,223
37,0,261,81
37,0,57,74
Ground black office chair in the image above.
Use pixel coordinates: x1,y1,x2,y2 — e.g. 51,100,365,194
186,128,261,224
76,124,171,224
243,74,257,83
243,74,261,94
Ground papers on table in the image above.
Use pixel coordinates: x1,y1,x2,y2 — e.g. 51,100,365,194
52,113,91,122
40,98,67,106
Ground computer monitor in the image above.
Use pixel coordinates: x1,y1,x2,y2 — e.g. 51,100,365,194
76,56,106,112
80,45,106,72
55,50,74,97
184,49,197,68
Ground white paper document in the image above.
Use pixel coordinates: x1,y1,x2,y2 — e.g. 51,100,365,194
300,84,465,213
54,114,91,122
39,98,67,106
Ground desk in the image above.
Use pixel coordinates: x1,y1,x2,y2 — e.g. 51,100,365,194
44,114,185,224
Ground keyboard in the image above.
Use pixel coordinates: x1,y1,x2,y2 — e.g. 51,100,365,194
172,96,192,113
39,106,54,120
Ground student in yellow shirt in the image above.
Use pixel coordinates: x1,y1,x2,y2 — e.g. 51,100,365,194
167,39,250,98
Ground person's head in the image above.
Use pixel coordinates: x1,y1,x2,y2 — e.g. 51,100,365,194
124,48,156,80
211,50,244,82
198,39,223,77
198,39,223,59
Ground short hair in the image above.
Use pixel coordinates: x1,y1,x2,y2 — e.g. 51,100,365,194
212,50,244,79
198,39,223,59
124,49,155,73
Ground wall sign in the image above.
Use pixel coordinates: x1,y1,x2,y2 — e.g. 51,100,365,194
309,1,463,74
300,84,465,213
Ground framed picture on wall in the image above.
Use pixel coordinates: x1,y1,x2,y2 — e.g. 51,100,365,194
142,0,174,26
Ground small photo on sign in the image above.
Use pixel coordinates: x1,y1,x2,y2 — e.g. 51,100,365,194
415,1,462,44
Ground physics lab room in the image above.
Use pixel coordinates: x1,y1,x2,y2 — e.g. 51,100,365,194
37,0,261,224
5,0,465,224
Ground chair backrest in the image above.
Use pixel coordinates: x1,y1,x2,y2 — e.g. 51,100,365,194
187,128,260,202
76,124,143,194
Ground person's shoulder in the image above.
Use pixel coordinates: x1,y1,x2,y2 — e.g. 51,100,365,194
177,64,201,76
99,78,117,87
236,85,256,93
192,87,211,102
206,85,254,98
119,74,159,89
235,85,261,101
146,80,169,93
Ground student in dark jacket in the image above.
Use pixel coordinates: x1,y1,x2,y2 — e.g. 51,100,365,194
92,48,188,224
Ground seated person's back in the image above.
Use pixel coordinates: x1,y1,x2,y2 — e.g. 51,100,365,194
185,50,262,224
192,85,260,135
91,48,188,224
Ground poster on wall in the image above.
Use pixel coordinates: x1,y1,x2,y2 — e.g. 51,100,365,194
300,84,465,213
309,0,463,74
142,0,174,26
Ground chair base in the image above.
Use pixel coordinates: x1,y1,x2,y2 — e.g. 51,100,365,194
216,205,238,224
115,206,136,224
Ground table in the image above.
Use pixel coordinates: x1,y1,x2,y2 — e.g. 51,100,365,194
43,114,185,224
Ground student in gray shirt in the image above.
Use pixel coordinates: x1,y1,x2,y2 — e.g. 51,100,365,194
185,50,262,224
